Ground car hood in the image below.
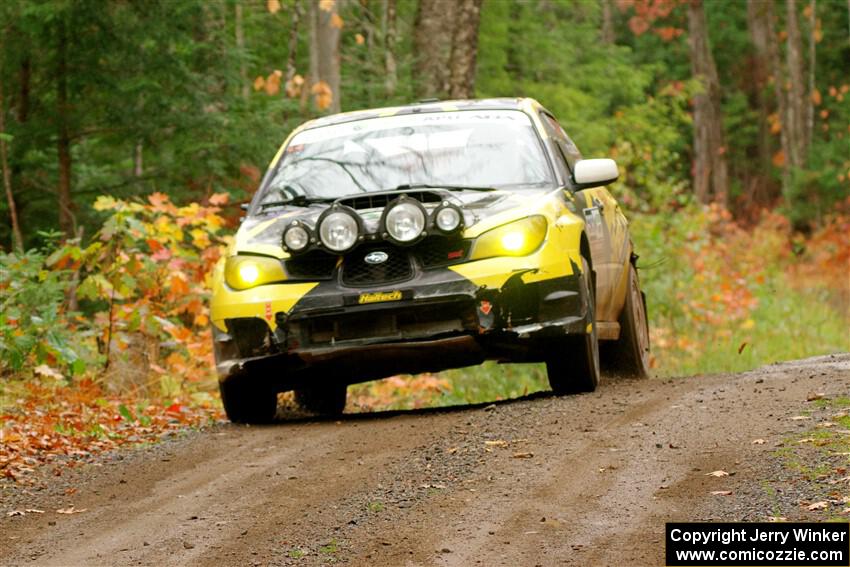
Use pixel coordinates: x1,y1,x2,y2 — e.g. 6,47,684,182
233,188,555,259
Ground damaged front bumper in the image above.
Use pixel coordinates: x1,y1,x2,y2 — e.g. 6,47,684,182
211,251,590,386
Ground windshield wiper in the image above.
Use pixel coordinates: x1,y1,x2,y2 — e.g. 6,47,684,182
392,183,498,193
259,195,334,209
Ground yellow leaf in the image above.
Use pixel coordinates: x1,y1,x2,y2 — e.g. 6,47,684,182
93,195,118,212
253,75,266,92
319,0,335,12
267,0,281,14
355,33,365,45
330,12,344,29
811,88,822,106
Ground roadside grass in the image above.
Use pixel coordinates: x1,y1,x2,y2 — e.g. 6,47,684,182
348,362,548,412
649,272,849,378
772,396,850,517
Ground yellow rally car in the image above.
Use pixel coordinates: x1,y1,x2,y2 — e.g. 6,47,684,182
211,98,649,422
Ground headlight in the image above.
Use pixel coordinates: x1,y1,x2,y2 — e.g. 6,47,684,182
468,216,547,260
283,222,310,253
318,207,361,252
224,255,286,290
383,198,426,244
433,203,463,234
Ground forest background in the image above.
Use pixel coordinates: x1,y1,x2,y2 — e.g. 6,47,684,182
0,0,848,477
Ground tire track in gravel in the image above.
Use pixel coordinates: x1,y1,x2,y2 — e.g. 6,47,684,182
2,354,848,567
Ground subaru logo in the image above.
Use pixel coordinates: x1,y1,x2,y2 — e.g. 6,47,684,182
364,251,388,265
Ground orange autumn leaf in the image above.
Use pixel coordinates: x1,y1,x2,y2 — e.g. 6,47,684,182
311,80,334,111
264,70,283,96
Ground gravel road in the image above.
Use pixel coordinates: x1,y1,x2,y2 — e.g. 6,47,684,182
2,353,848,567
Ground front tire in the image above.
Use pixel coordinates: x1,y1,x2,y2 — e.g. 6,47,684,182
545,256,600,394
219,375,278,424
293,384,347,416
606,262,650,378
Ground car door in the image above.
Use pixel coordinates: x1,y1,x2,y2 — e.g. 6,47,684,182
539,112,631,323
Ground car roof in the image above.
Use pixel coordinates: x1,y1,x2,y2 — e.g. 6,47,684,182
297,97,546,132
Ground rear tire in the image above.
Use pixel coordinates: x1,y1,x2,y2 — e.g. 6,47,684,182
545,256,600,395
293,384,347,416
606,262,650,378
219,375,278,424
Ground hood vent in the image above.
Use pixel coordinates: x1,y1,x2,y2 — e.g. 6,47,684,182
337,190,444,211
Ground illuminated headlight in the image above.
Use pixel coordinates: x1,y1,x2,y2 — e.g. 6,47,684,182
283,223,310,252
433,203,463,233
384,200,426,244
469,216,547,260
224,255,286,290
318,208,360,252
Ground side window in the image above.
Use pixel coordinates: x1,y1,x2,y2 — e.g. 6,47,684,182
538,113,569,185
541,113,583,173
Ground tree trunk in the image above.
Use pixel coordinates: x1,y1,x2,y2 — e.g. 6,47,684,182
235,2,249,99
286,0,302,86
448,0,484,99
384,0,398,97
745,0,778,206
601,0,615,44
759,0,793,198
57,18,75,238
687,0,729,206
310,0,341,112
413,0,456,98
785,0,807,170
806,0,816,150
0,52,23,252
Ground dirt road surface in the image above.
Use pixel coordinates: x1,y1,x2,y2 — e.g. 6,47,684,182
2,354,848,566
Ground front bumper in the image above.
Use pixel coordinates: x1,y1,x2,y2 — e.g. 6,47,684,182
211,246,588,384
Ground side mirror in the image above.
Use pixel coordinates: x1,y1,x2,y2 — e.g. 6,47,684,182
573,158,619,189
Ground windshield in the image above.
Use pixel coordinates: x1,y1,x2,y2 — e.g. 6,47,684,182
255,110,554,208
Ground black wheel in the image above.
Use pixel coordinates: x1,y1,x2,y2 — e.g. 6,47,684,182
219,375,278,424
545,256,600,394
606,262,650,378
293,384,347,416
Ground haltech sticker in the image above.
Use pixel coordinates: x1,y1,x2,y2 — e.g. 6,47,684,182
358,290,403,304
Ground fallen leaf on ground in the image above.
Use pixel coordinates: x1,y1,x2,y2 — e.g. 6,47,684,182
705,470,729,477
751,438,766,444
446,447,458,454
710,490,732,496
791,415,812,421
767,516,787,522
485,440,509,448
806,392,825,401
57,507,87,514
806,501,829,511
512,452,534,459
7,510,24,517
24,509,44,513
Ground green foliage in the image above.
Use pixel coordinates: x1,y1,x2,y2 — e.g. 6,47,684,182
0,237,91,374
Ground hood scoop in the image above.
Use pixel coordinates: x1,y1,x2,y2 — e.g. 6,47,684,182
337,190,445,210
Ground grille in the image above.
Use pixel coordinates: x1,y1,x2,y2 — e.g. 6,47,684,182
337,191,444,211
285,251,337,280
297,301,478,345
415,238,471,268
341,247,413,286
